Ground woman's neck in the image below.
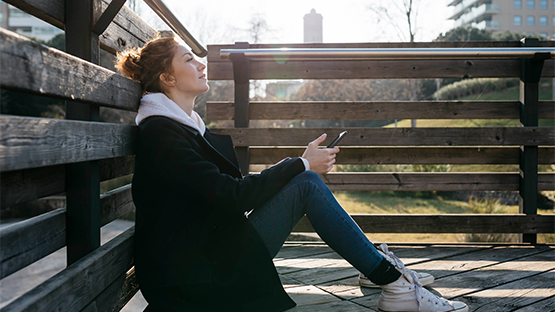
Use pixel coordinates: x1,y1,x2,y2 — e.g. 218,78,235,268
164,91,195,116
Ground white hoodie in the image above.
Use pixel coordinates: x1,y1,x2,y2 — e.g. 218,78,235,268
135,93,206,136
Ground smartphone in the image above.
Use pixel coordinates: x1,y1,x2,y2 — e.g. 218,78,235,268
327,131,348,148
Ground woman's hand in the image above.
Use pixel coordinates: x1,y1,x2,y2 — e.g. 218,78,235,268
302,133,340,174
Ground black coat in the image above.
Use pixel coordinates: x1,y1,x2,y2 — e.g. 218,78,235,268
131,116,304,311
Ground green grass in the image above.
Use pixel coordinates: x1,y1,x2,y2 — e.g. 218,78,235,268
386,84,554,128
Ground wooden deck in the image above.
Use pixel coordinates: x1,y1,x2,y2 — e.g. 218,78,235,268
275,242,555,312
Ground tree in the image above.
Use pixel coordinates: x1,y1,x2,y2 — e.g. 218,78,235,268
434,26,492,42
366,0,421,43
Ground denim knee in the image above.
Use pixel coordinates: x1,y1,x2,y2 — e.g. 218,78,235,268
294,170,323,184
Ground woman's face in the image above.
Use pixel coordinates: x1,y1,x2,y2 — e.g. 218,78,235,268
168,45,209,97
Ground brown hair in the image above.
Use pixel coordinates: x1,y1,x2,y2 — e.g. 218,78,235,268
115,36,179,94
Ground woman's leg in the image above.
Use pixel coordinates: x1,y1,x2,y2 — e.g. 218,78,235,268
248,171,399,283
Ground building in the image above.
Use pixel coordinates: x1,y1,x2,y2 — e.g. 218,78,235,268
304,8,323,43
0,1,62,41
448,0,555,39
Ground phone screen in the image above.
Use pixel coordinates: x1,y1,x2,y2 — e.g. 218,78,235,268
327,131,348,148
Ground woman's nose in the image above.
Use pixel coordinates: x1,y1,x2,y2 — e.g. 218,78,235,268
197,61,206,71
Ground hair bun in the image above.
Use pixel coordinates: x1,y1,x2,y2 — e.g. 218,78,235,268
115,48,143,81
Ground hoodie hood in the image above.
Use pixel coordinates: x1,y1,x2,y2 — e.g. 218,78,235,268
136,93,206,136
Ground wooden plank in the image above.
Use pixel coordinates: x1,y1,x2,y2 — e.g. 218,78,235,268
0,208,65,279
0,185,134,278
0,28,141,110
0,156,133,209
0,165,65,209
0,116,137,172
0,227,135,312
250,147,555,165
512,296,555,312
319,172,555,191
99,156,135,181
408,245,553,279
98,0,157,54
206,101,555,120
80,267,138,312
4,0,156,53
208,58,555,80
211,127,554,147
275,244,334,261
293,214,555,234
286,300,371,312
100,184,135,226
3,0,64,29
208,41,555,64
438,251,555,299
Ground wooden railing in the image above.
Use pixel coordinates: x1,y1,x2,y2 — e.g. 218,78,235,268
0,0,204,310
206,41,555,244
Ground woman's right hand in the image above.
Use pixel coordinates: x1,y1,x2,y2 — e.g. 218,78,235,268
302,134,340,175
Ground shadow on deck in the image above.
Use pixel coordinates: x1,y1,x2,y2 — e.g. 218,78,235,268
276,242,555,312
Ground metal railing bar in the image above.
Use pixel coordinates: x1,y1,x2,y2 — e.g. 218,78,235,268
143,0,207,57
220,47,554,60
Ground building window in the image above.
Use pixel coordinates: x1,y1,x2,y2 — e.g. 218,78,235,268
527,0,535,8
540,32,548,37
540,16,548,25
553,16,555,25
0,12,3,23
527,15,535,25
515,0,522,9
540,0,548,8
514,15,523,25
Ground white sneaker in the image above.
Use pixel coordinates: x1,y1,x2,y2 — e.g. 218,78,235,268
378,271,468,312
359,244,435,288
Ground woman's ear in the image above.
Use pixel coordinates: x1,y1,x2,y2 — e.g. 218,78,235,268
159,73,176,87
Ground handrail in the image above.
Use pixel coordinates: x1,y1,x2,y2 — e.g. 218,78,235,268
220,47,554,60
143,0,208,57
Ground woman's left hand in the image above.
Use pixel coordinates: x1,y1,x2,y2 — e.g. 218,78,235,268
302,133,340,174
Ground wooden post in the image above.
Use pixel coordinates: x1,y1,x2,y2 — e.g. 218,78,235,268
231,42,250,176
64,0,101,264
519,38,547,244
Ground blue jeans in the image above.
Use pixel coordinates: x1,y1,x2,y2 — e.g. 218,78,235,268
248,171,385,278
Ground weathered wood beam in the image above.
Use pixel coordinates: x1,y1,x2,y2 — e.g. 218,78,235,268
207,42,555,80
0,208,66,279
0,185,135,279
208,42,555,64
100,184,135,226
212,127,554,147
3,0,156,53
206,101,555,120
0,28,141,111
249,147,555,165
0,227,135,311
320,172,555,191
208,59,555,80
0,116,137,172
0,157,134,209
293,214,555,234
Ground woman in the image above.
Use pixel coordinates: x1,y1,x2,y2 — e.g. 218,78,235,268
116,35,468,312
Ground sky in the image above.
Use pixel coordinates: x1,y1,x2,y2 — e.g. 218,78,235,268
136,0,456,46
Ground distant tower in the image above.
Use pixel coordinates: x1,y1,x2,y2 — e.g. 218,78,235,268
304,9,323,43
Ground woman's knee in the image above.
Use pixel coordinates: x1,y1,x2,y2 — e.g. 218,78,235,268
293,170,328,190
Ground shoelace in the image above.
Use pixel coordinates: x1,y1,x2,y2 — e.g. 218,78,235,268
378,243,408,272
410,270,450,311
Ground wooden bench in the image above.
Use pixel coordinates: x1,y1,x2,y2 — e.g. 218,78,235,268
0,0,157,310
